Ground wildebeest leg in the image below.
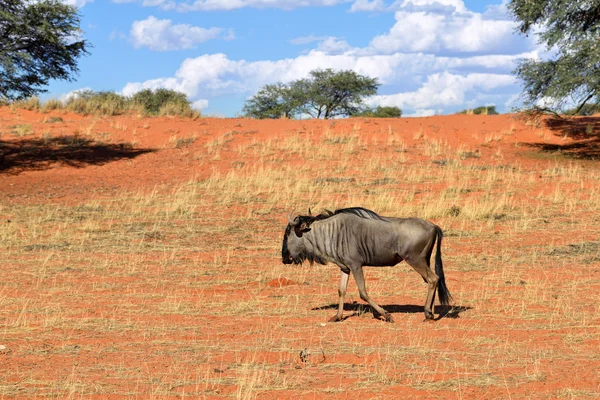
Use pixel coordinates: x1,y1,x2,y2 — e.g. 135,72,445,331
407,259,439,320
329,270,349,322
351,266,393,322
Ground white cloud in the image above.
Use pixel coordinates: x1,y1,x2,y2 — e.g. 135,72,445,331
370,10,519,54
349,0,386,12
405,109,436,117
316,37,353,54
192,99,209,110
290,35,331,45
142,0,175,7
369,72,515,110
177,0,347,11
121,49,524,114
59,88,92,103
110,0,394,11
120,0,536,116
389,0,467,13
63,0,93,7
130,16,224,51
483,0,511,20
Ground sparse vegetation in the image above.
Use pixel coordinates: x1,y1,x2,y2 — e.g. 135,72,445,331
7,89,201,118
458,105,499,115
353,105,402,118
130,88,199,117
0,111,599,398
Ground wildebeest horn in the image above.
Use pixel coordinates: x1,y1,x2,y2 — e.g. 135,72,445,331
288,209,296,224
308,208,312,216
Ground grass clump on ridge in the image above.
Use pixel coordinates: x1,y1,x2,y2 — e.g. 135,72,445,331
6,89,201,118
458,105,499,115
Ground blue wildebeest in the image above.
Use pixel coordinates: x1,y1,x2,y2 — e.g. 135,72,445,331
281,207,452,322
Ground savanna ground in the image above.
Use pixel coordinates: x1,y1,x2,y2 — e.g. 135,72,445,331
0,106,599,399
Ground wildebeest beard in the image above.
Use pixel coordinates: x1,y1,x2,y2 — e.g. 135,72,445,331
281,224,327,265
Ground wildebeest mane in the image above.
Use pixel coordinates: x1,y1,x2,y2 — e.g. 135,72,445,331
333,207,388,221
293,207,387,226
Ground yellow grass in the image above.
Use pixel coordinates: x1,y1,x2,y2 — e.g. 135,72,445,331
1,120,600,399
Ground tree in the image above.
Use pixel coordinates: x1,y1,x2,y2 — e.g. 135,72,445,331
243,69,380,119
353,105,402,118
242,82,305,119
0,0,90,101
509,0,600,114
302,69,379,119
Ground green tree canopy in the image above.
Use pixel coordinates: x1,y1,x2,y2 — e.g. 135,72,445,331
509,0,600,114
0,0,89,101
131,88,191,115
242,83,305,119
353,105,402,118
243,69,380,119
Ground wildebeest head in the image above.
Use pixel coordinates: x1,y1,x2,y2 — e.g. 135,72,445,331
282,208,335,265
281,210,314,265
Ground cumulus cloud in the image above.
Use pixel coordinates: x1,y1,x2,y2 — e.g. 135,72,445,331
370,10,520,54
58,88,92,103
390,0,467,13
120,0,536,116
192,99,209,110
369,72,515,110
290,35,331,45
62,0,93,7
349,0,386,12
177,0,345,11
121,49,525,115
110,0,409,11
405,109,437,117
315,37,353,54
130,16,225,51
113,0,355,11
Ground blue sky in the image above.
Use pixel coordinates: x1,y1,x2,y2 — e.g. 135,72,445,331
48,0,541,117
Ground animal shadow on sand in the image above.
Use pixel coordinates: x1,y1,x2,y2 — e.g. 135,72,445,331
0,135,156,174
313,302,471,321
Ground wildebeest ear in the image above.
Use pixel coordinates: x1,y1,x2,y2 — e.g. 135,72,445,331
298,221,312,232
294,221,311,236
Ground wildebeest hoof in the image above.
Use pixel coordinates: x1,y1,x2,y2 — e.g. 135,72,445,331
328,315,342,322
373,311,394,322
423,316,435,322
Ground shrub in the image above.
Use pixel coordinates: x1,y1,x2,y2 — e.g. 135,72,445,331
131,89,194,116
11,97,41,111
158,102,200,118
459,106,499,115
42,99,64,112
65,90,129,116
3,89,200,118
354,105,402,118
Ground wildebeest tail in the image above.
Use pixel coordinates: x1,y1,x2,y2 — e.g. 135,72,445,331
434,226,452,305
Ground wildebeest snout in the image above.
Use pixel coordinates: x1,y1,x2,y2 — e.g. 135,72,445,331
282,256,293,264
